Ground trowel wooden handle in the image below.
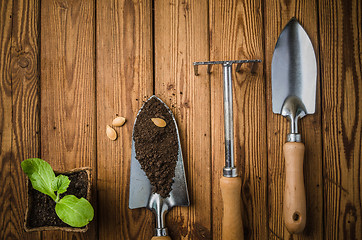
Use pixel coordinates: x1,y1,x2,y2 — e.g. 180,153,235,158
283,142,306,234
220,176,244,240
151,236,171,240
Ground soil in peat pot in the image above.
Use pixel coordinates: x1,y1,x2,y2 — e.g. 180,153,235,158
133,97,178,198
26,170,89,229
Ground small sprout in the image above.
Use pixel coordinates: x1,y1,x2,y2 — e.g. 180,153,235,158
21,158,94,228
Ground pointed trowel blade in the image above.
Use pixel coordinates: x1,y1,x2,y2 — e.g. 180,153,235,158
129,95,189,209
272,18,317,115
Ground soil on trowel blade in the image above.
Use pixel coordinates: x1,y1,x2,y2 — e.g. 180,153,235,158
133,97,178,198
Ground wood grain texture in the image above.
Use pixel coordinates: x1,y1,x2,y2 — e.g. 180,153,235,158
209,0,267,239
0,0,14,238
96,0,153,239
283,142,306,234
10,0,41,239
154,1,211,239
220,176,244,239
0,0,40,239
319,0,362,239
264,0,323,239
40,0,96,239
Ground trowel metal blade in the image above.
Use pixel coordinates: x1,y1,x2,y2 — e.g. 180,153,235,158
272,18,317,115
128,95,189,209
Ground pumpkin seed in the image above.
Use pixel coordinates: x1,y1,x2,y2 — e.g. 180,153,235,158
106,125,117,140
112,116,126,127
151,118,166,128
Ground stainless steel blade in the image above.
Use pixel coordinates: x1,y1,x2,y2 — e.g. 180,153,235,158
272,18,317,117
129,95,189,210
128,141,151,209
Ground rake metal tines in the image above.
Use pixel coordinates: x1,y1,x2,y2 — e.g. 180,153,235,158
193,59,261,76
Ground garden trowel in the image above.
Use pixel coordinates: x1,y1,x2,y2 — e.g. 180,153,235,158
272,18,317,234
129,95,189,240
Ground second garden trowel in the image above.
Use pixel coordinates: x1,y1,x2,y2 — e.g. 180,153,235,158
272,18,317,234
129,95,189,240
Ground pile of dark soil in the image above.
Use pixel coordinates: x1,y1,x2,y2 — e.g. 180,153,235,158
26,170,88,229
133,97,178,198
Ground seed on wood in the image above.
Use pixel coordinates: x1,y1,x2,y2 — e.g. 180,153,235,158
151,118,166,128
112,116,126,127
106,125,117,140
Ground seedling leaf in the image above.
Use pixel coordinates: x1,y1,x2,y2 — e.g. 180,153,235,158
21,158,57,200
52,175,70,194
55,195,94,227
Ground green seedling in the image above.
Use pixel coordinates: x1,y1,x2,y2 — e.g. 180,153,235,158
21,158,94,228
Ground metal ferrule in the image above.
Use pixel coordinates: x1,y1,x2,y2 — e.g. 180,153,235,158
286,116,302,142
155,228,168,237
223,167,237,178
287,133,301,142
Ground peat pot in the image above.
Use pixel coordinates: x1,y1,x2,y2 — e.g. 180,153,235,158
24,167,91,232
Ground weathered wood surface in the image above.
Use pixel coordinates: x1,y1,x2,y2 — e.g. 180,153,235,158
0,0,40,239
319,0,362,239
40,0,96,239
0,0,360,239
0,2,13,238
96,0,153,239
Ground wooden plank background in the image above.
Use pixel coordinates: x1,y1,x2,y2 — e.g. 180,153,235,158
0,0,360,239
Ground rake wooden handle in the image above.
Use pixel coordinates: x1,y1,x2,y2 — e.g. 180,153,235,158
283,142,306,234
220,176,244,240
151,236,171,240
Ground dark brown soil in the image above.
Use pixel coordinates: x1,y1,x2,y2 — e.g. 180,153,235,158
133,97,178,198
26,170,88,229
